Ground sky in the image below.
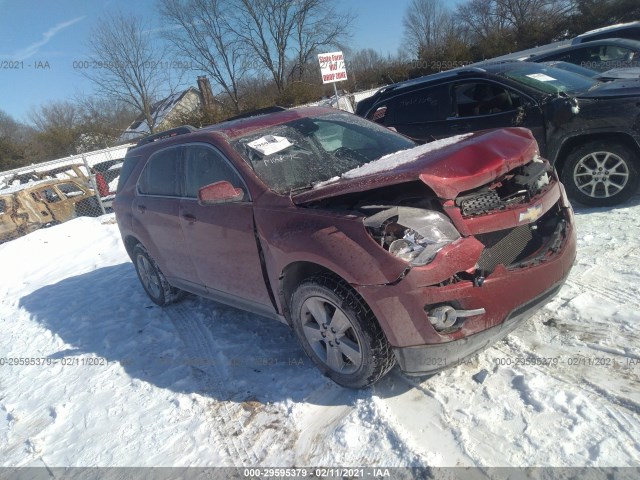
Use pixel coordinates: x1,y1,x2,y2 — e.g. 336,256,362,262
0,0,413,123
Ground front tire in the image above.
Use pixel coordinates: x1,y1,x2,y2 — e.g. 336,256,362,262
290,274,395,388
562,142,639,207
132,244,184,306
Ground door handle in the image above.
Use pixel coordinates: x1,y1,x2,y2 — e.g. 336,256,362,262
137,205,146,213
181,213,197,224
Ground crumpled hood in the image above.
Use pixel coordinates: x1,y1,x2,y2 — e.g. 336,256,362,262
292,127,539,203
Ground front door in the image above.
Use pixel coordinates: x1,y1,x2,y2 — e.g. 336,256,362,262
179,143,272,307
446,80,546,152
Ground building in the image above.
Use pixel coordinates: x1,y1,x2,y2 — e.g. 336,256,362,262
118,87,203,143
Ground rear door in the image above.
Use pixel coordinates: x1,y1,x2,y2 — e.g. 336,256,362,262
372,84,452,141
179,143,272,307
132,146,196,283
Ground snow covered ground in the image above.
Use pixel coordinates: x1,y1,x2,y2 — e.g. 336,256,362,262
1,195,639,470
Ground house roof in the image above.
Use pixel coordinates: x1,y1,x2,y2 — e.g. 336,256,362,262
118,87,201,143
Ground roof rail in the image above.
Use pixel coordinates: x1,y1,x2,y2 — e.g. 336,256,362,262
223,106,286,122
377,66,488,94
134,125,197,148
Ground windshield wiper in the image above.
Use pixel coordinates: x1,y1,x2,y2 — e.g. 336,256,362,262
289,184,314,194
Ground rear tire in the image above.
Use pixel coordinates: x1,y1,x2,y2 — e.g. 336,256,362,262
290,274,395,388
561,142,639,207
132,244,184,306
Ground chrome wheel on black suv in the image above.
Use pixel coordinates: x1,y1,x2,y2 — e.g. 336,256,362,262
563,142,639,207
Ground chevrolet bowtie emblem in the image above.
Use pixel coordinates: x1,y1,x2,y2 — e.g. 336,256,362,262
519,204,543,223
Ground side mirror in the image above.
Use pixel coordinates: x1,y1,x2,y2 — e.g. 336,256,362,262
547,93,579,127
198,181,244,205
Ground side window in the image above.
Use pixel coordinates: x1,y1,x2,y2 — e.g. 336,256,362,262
57,182,84,198
118,155,142,193
40,188,61,203
390,84,450,124
183,145,245,200
571,46,608,70
0,198,6,214
454,81,521,117
600,45,637,70
138,147,182,197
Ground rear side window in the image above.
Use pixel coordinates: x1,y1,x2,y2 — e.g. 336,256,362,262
389,84,450,123
138,148,182,197
57,183,84,198
40,188,61,203
117,154,142,193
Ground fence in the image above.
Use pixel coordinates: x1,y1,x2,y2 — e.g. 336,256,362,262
0,144,133,244
0,88,387,245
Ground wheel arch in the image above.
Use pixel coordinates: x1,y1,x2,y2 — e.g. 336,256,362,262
279,261,356,326
553,132,640,175
123,235,141,261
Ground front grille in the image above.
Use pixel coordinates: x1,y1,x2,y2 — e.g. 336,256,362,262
475,205,565,274
457,160,551,217
459,189,503,216
476,225,534,272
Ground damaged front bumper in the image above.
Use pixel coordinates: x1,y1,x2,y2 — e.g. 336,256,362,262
393,279,565,375
354,192,577,376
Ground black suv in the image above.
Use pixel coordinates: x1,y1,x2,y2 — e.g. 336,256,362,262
524,38,640,73
356,62,640,206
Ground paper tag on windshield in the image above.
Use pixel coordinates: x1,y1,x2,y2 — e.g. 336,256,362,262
248,135,292,156
526,73,556,82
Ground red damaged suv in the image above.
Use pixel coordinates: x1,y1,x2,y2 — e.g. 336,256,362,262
114,107,576,388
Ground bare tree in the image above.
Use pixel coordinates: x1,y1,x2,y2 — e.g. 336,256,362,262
160,0,246,112
458,0,510,41
403,0,452,57
457,0,572,56
85,14,170,134
289,0,354,82
457,0,513,58
28,101,82,158
494,0,573,47
0,110,31,171
228,0,353,94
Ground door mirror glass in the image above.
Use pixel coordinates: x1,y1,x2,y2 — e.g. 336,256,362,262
198,181,244,205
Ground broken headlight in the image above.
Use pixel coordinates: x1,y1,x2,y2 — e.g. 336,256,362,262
364,207,461,266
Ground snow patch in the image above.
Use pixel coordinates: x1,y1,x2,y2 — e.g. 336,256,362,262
1,194,640,467
342,134,472,179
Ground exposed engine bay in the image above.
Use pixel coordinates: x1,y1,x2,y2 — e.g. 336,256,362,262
455,157,552,217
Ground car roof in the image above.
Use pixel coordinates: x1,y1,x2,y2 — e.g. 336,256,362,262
531,37,640,58
129,106,347,155
200,106,340,139
471,37,640,67
379,67,487,92
572,21,640,43
0,178,77,195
